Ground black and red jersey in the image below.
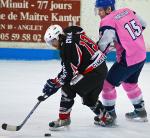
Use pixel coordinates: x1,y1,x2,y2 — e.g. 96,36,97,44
55,26,106,86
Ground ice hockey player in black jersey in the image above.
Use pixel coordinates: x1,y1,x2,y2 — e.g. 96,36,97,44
39,24,109,128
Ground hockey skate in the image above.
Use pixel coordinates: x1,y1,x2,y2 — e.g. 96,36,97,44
94,110,117,127
49,118,71,130
125,108,148,122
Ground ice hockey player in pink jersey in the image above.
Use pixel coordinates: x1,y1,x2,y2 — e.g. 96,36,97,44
94,0,148,126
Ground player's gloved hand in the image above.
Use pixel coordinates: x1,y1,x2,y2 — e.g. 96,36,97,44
43,79,60,96
38,79,60,101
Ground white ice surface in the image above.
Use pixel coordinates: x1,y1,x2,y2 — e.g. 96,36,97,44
0,60,150,138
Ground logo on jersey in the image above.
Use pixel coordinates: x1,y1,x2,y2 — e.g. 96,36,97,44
91,50,106,68
66,32,72,43
115,10,129,20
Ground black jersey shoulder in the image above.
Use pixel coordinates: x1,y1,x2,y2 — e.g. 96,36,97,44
61,26,83,46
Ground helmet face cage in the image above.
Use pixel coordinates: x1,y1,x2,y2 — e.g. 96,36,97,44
44,25,63,47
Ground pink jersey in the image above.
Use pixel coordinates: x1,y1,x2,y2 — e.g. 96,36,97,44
100,8,146,66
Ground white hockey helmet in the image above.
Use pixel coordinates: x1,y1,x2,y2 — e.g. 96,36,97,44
44,25,63,46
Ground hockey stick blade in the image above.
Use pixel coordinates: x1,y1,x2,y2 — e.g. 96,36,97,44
2,123,21,131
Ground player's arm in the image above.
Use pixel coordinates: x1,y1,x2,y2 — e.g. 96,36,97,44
55,61,73,86
55,41,78,86
41,42,74,99
41,60,73,99
98,28,116,54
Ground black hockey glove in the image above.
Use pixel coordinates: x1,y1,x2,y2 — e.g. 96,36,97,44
38,79,60,101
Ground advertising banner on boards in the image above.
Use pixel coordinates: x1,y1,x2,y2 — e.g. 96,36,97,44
0,0,80,45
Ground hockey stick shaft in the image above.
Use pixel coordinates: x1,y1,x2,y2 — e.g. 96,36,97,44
2,94,47,131
19,101,41,129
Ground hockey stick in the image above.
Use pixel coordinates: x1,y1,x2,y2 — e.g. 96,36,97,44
1,94,48,131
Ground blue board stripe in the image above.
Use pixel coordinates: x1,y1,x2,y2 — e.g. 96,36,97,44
0,48,150,62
